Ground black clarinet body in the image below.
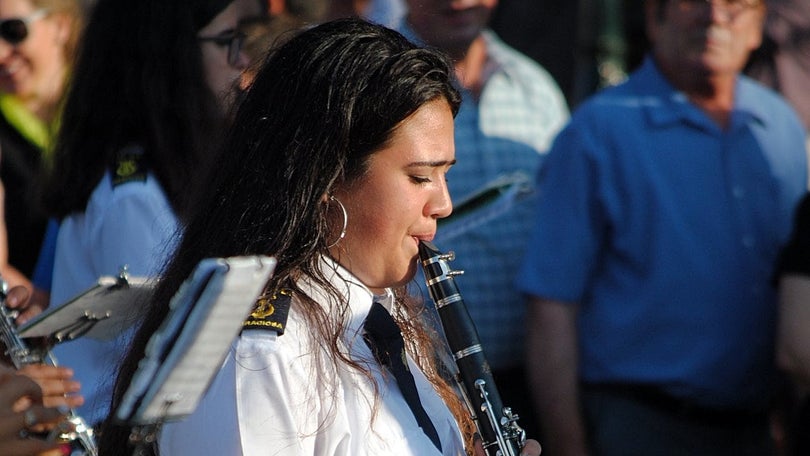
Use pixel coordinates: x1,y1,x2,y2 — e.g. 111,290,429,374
418,240,525,456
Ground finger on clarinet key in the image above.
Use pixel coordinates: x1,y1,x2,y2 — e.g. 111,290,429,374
521,438,542,456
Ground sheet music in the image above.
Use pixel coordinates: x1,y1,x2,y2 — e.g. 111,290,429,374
116,255,276,425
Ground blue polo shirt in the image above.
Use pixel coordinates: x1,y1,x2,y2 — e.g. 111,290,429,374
516,57,808,409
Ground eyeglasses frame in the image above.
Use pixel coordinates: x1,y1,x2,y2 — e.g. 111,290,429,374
198,30,247,67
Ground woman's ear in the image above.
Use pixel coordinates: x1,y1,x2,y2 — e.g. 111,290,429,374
51,12,73,48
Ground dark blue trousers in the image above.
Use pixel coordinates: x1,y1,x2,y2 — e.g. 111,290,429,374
581,386,774,456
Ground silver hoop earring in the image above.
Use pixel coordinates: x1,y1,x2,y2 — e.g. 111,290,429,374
327,195,347,248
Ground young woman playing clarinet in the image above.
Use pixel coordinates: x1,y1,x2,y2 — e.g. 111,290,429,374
99,18,541,456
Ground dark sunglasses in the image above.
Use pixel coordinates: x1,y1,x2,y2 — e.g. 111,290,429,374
198,30,246,67
0,9,47,45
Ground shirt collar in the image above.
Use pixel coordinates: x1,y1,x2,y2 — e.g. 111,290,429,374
636,56,766,132
314,255,395,338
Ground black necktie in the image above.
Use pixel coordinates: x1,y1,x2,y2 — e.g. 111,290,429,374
363,301,443,452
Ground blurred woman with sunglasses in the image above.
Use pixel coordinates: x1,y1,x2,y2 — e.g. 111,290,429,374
0,2,89,441
0,0,85,319
38,0,264,428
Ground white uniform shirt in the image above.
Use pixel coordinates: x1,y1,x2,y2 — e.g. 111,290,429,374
50,170,179,424
159,258,466,455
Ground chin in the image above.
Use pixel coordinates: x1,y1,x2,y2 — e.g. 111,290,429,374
389,264,418,290
404,261,419,284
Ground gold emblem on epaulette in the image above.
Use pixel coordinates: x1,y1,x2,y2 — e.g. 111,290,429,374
244,288,291,334
112,146,147,186
250,296,276,319
116,158,137,178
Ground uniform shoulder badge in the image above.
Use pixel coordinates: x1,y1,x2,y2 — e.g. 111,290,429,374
112,144,148,186
243,288,291,335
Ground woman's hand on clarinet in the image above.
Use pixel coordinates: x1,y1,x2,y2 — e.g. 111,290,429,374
4,284,49,327
521,439,542,456
17,365,83,410
0,366,71,456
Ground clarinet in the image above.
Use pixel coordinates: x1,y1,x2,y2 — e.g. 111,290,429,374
0,279,99,456
418,240,526,456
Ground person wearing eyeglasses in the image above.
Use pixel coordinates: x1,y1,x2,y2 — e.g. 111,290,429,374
518,0,807,455
0,0,85,323
235,12,304,92
37,0,265,429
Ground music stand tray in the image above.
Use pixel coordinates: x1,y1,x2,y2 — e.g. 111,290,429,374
18,273,155,343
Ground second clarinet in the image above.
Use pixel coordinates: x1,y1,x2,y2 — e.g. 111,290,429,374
418,240,526,456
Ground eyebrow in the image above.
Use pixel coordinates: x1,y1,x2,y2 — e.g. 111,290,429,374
407,159,457,168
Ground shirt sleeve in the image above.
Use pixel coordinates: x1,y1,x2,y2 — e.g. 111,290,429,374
514,117,607,303
157,331,321,456
31,218,59,291
234,330,351,456
86,177,179,279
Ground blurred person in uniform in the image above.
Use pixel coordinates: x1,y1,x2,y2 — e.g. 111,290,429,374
38,0,264,427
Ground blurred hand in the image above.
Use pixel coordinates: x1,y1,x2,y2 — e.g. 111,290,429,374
0,367,70,456
17,366,82,410
4,285,49,326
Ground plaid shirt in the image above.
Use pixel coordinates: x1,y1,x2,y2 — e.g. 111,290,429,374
403,26,570,369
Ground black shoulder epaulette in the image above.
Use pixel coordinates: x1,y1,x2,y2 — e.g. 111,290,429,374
243,288,291,335
111,144,148,187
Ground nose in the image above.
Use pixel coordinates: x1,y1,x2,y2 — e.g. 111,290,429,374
233,48,252,71
705,0,735,23
429,178,453,219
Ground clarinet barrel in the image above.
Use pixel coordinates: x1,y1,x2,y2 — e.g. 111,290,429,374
418,240,525,456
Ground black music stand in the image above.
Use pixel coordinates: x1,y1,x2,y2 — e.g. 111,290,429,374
18,270,155,344
113,256,276,453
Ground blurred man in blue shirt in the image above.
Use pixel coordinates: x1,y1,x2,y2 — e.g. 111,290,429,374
517,0,808,454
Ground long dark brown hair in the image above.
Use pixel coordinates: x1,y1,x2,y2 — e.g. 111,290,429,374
41,0,229,221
